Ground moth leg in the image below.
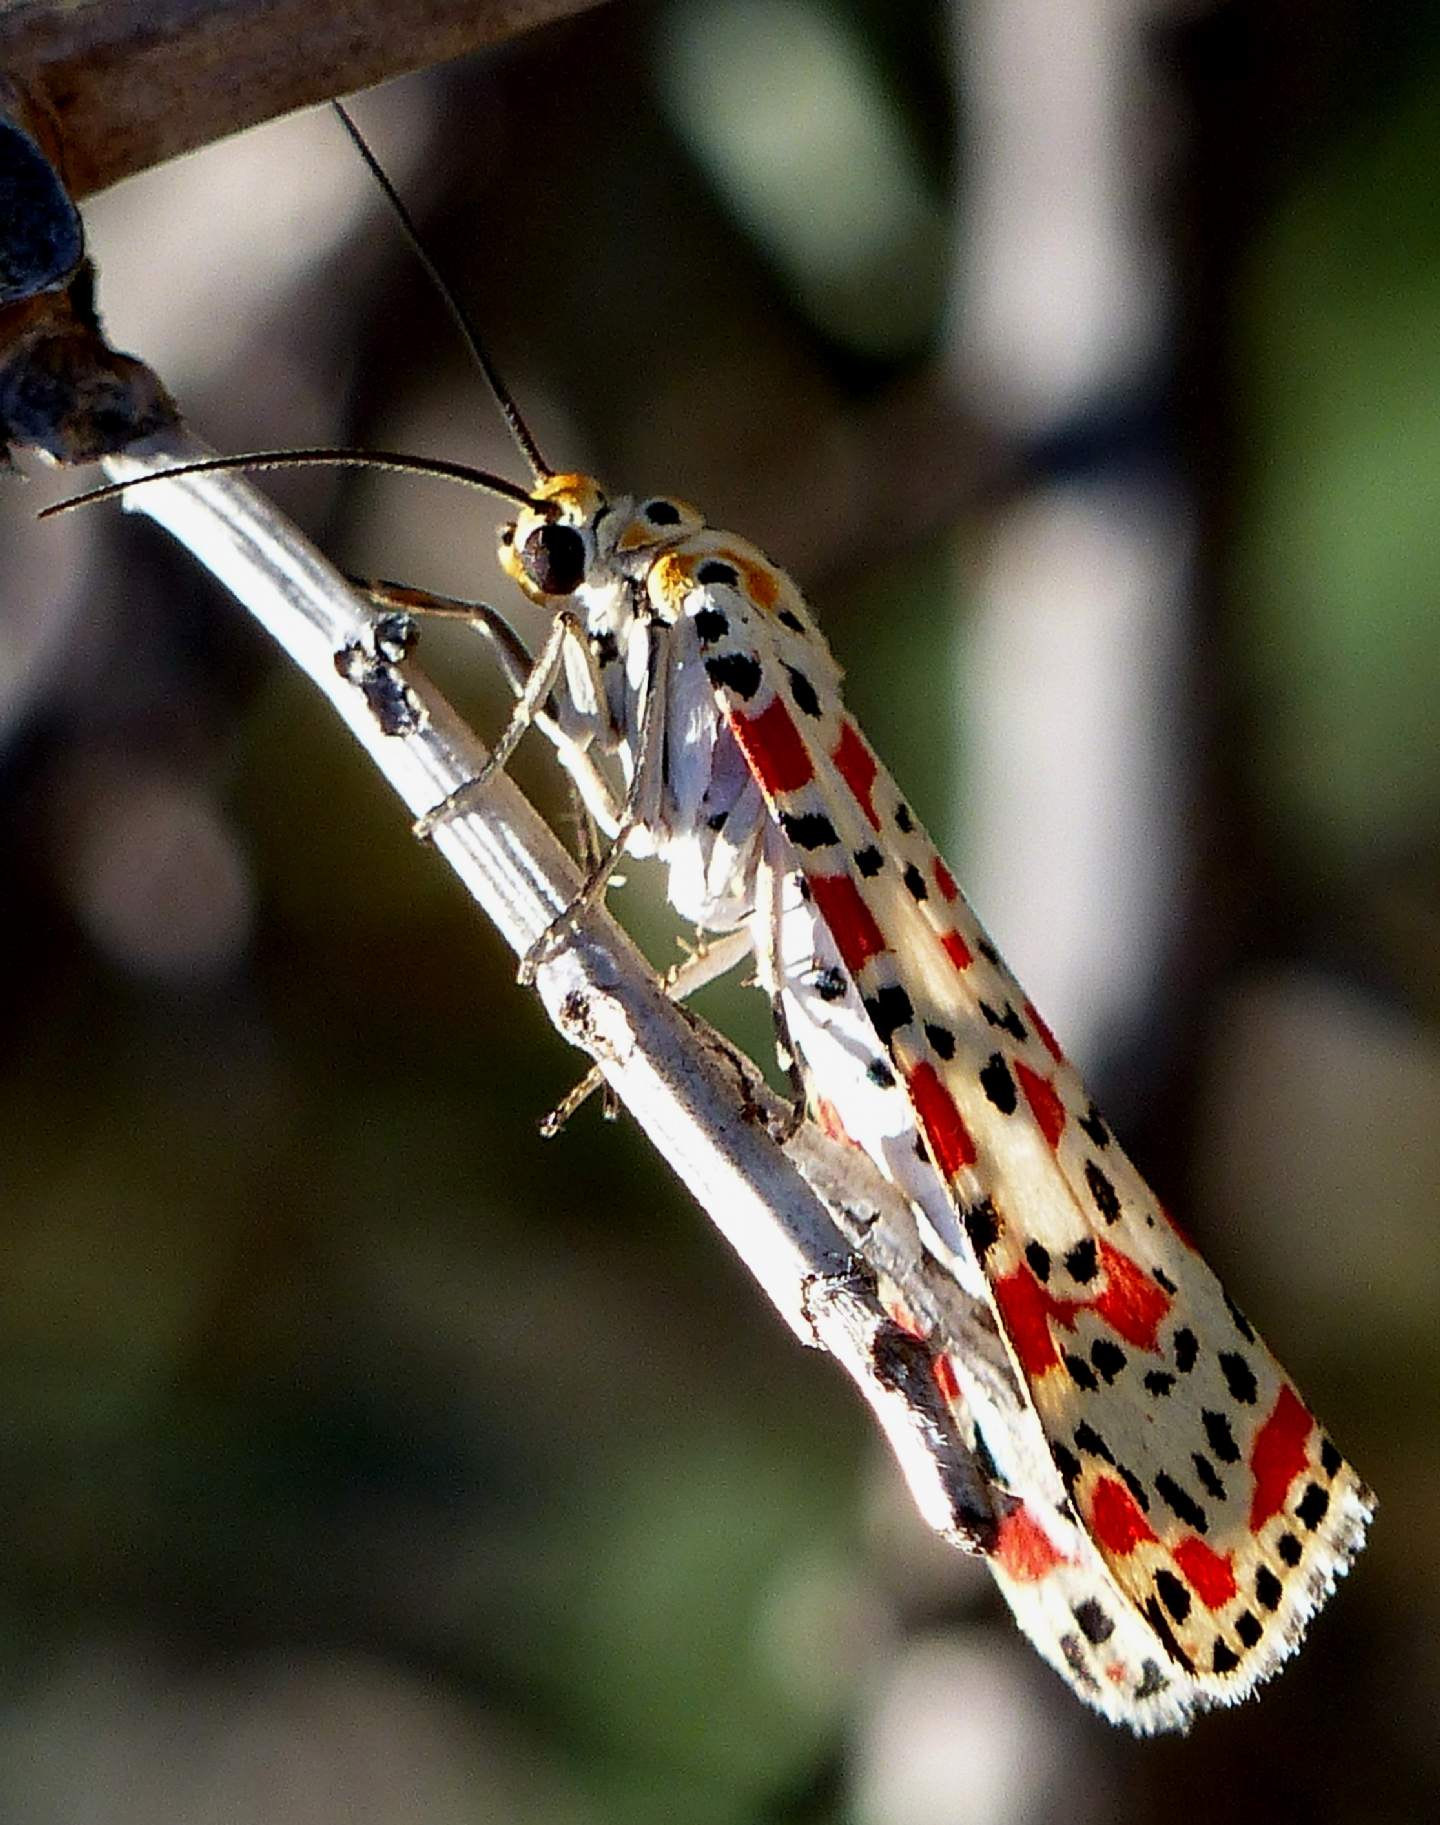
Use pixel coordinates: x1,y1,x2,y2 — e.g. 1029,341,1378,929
766,870,809,1139
353,578,536,699
540,925,754,1136
518,621,670,984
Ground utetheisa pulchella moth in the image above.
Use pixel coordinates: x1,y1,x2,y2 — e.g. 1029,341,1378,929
459,473,1372,1730
56,105,1372,1734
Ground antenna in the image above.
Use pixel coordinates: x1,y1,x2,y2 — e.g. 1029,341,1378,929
332,101,550,485
38,448,537,521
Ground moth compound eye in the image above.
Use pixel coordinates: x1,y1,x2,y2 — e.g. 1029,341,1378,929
521,522,586,595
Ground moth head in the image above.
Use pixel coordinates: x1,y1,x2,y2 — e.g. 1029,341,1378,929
500,474,702,603
499,473,604,603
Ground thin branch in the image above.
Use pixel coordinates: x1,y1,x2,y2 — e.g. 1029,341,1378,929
91,426,1011,1551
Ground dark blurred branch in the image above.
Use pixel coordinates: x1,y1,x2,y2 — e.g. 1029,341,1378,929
0,0,604,200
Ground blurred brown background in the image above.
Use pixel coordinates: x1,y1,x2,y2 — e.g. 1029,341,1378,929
2,1,1435,1820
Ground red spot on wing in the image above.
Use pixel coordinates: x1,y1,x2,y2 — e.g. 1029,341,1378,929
940,929,973,971
1172,1536,1238,1610
992,1244,1170,1384
932,857,958,902
1025,1002,1064,1063
906,1060,977,1178
730,696,815,797
1015,1059,1067,1148
1090,1241,1171,1353
932,1352,960,1403
993,1265,1071,1376
806,872,887,974
1089,1476,1158,1556
1248,1384,1314,1533
994,1505,1068,1582
831,720,881,830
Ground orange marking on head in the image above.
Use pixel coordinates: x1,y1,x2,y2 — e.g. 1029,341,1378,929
650,551,694,612
1248,1384,1314,1534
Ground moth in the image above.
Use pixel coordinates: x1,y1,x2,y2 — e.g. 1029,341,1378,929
55,105,1373,1733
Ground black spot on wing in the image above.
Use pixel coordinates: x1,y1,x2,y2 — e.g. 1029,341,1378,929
1144,1370,1175,1398
1155,1471,1207,1533
1155,1570,1191,1623
979,1053,1016,1113
1073,1598,1115,1646
1064,1239,1098,1283
697,559,738,587
1142,1596,1195,1673
963,1197,1000,1260
1078,1104,1109,1148
894,802,914,833
1064,1353,1098,1391
1059,1633,1100,1692
923,1022,956,1060
1219,1352,1258,1405
813,966,846,1002
1090,1339,1127,1383
1025,1242,1051,1281
1211,1640,1240,1676
780,811,839,850
1277,1532,1301,1566
980,1000,1028,1043
854,845,884,877
1173,1328,1199,1374
1235,1611,1263,1649
863,984,914,1044
785,664,822,718
1192,1454,1226,1501
1255,1566,1282,1611
902,862,928,900
778,609,805,633
1296,1483,1329,1530
694,607,729,644
1225,1292,1257,1343
1085,1161,1121,1224
1202,1409,1241,1465
866,1056,896,1089
705,651,763,699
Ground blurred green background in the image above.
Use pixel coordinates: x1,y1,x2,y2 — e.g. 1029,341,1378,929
2,1,1436,1820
